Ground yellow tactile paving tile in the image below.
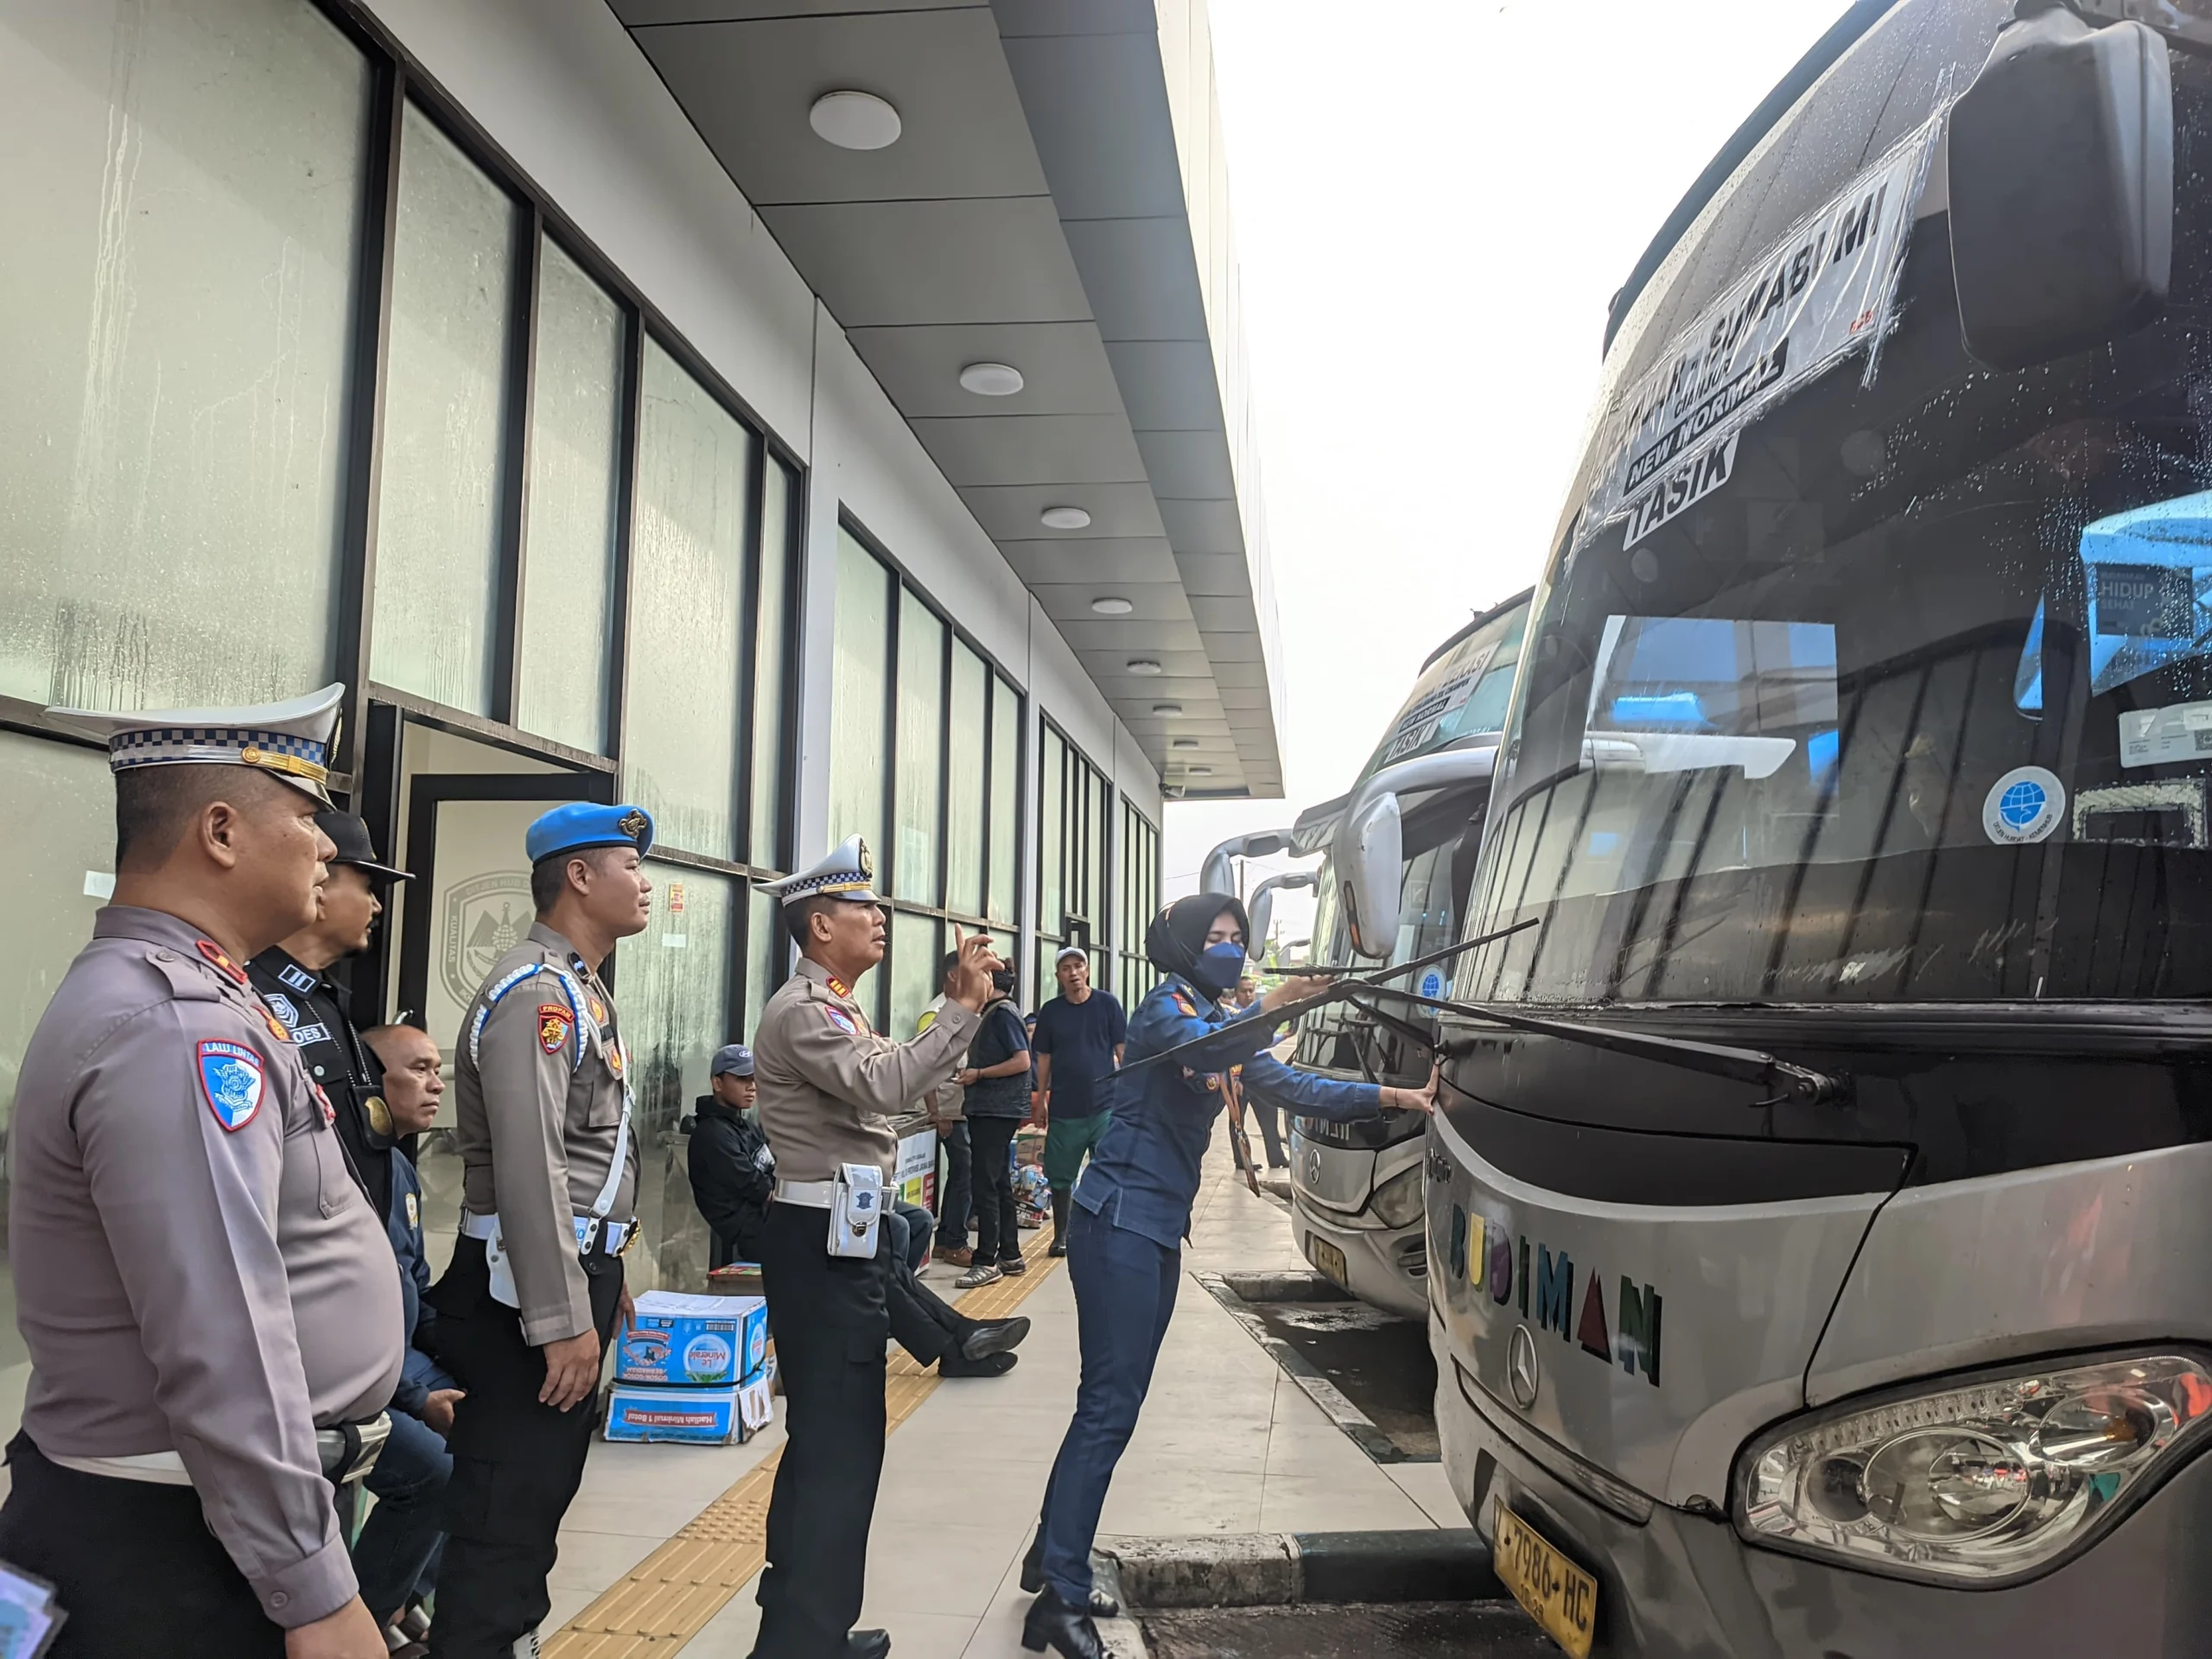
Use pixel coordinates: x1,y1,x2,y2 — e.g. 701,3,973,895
545,1224,1061,1657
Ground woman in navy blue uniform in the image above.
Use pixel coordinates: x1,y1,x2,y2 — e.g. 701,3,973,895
1019,893,1437,1657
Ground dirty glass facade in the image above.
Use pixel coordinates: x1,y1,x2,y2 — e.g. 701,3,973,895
0,0,1161,1426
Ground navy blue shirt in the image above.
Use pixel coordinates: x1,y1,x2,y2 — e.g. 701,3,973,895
1032,990,1127,1118
965,999,1033,1118
1074,975,1382,1250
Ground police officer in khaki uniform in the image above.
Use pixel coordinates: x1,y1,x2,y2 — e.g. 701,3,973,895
428,801,651,1659
749,836,1000,1659
0,685,403,1659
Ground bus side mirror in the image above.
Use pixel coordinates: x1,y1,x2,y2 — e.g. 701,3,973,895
1342,793,1402,959
1249,887,1276,964
1948,3,2171,372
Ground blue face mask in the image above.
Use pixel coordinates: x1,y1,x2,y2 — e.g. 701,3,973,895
1191,941,1246,1000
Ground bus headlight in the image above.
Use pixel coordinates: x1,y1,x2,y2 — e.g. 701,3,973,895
1736,1353,2212,1584
1370,1166,1425,1230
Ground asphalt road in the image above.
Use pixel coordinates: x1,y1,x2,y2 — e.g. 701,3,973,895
1140,1601,1560,1659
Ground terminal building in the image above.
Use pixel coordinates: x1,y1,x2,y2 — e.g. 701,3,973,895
0,0,1279,1414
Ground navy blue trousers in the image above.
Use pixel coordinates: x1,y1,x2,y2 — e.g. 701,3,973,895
1036,1205,1180,1603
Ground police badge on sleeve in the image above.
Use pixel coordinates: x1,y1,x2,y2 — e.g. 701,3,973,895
196,1040,265,1132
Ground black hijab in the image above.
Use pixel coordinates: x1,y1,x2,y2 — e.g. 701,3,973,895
1146,892,1250,985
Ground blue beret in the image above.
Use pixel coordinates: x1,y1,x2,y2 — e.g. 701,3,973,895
526,802,655,864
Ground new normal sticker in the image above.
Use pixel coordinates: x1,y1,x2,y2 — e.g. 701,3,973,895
1983,766,2066,846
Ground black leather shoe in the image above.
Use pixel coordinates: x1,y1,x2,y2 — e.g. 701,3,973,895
960,1315,1032,1361
1020,1535,1121,1617
844,1630,892,1658
1020,1586,1105,1657
939,1348,1016,1378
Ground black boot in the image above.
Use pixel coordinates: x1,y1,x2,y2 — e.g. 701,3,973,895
938,1348,1016,1378
1020,1586,1106,1658
960,1314,1031,1361
844,1632,892,1658
1047,1189,1071,1257
1020,1532,1121,1617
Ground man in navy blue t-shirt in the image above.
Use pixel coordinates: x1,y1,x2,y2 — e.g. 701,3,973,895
1031,946,1127,1256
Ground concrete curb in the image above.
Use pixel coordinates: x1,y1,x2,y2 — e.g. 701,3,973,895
1101,1529,1503,1610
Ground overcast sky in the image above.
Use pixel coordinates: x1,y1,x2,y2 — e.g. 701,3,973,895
1163,0,1856,940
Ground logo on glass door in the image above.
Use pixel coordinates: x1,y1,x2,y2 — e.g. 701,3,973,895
442,872,536,1007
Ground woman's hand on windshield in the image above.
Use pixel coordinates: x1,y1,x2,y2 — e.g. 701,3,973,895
1260,976,1334,1015
1380,1061,1440,1116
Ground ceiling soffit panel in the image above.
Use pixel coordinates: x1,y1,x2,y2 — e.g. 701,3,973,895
615,0,1281,792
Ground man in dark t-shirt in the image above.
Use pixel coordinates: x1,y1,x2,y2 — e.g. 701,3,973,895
1031,946,1127,1256
954,973,1033,1288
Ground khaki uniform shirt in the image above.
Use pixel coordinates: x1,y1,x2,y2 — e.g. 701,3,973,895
917,992,969,1121
451,922,638,1346
10,906,403,1629
754,958,977,1183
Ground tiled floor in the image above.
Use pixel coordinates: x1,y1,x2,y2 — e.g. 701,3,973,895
548,1135,1454,1656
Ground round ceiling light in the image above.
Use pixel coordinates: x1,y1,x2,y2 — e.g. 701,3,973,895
958,361,1024,397
1152,702,1183,717
1090,596,1134,616
1039,505,1091,531
809,90,902,150
1126,658,1164,677
1172,737,1200,749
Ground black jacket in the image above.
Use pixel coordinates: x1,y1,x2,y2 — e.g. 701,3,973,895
687,1096,775,1268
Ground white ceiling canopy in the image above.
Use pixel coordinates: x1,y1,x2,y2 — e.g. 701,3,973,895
608,0,1283,798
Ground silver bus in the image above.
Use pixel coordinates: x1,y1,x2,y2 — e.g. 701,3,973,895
1413,1,2212,1652
1285,594,1529,1320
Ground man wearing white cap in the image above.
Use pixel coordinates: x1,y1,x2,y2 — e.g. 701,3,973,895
748,836,1000,1659
0,684,402,1658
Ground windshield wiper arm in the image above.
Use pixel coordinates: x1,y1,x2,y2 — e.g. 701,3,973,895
1348,983,1847,1106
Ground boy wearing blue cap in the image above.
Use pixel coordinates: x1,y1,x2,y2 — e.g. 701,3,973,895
428,799,654,1656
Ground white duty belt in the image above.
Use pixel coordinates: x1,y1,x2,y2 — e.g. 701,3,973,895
772,1179,836,1209
468,1083,636,1307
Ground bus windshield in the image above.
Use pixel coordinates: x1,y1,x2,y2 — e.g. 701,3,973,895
1465,65,2212,1006
1355,601,1528,785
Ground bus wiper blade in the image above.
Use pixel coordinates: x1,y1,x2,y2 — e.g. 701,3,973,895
1295,917,1541,982
1348,983,1848,1107
1119,918,1544,1079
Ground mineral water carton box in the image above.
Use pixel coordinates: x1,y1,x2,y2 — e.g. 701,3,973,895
615,1290,767,1386
604,1382,746,1444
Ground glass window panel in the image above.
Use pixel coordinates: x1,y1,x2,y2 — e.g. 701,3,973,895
893,589,944,904
750,462,795,867
516,238,622,752
946,641,987,918
830,530,891,859
615,864,734,1293
626,340,751,857
988,677,1020,925
0,734,117,1382
1038,726,1064,937
747,884,782,1039
372,104,520,716
0,1,367,709
890,912,939,1041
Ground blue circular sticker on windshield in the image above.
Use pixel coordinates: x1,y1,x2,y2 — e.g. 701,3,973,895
1419,969,1445,1000
1982,766,2065,845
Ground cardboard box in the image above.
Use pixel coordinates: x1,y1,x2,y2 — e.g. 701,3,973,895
604,1382,747,1444
615,1290,767,1386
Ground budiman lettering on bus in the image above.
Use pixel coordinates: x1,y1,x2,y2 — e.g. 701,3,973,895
1453,1206,1663,1387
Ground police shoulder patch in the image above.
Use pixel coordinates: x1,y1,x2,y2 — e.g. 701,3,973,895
538,1004,573,1054
197,1039,264,1132
1171,993,1198,1017
404,1192,419,1230
824,1007,858,1036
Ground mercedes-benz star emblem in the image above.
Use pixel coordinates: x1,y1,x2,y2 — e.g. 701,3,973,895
1507,1325,1541,1410
1304,1147,1322,1186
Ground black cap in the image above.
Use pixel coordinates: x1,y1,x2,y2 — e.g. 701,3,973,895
316,810,410,882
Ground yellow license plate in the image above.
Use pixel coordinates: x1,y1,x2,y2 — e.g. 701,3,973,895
1492,1498,1598,1659
1306,1234,1348,1287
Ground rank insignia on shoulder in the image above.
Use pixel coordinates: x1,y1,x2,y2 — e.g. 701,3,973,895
588,997,607,1025
1172,993,1197,1017
264,994,299,1027
197,1039,264,1133
277,962,317,995
195,938,247,984
827,976,851,999
824,1007,858,1036
538,1004,573,1054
